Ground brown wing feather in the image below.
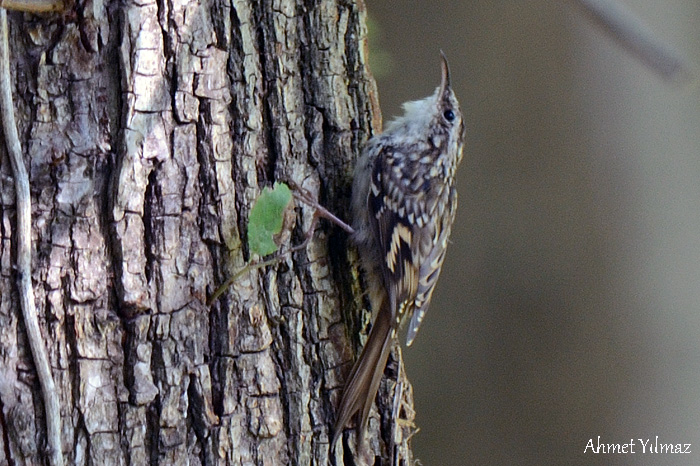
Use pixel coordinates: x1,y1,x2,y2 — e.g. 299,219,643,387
370,148,420,326
370,144,451,338
406,186,458,345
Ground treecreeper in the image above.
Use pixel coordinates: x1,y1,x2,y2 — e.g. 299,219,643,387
333,52,466,449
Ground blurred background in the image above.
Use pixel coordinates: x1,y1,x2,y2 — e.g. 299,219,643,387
367,1,700,465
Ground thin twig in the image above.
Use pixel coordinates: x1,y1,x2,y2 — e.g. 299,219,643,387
570,0,696,83
209,185,355,305
287,180,355,235
208,210,322,304
208,255,286,305
0,10,63,466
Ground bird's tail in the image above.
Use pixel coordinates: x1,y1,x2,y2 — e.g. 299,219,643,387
332,308,394,449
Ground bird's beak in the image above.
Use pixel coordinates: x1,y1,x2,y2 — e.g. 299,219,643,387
439,50,451,94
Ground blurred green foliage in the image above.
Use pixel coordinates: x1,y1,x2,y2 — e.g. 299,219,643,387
367,14,394,80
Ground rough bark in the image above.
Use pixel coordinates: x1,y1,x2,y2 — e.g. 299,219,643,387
0,0,415,465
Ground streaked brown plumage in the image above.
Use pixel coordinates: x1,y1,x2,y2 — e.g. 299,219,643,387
333,52,465,449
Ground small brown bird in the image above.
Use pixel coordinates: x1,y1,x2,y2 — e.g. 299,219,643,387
333,52,465,449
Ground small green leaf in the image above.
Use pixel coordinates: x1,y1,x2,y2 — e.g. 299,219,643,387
248,182,293,256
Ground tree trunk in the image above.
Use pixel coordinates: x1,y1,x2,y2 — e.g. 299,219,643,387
0,0,416,465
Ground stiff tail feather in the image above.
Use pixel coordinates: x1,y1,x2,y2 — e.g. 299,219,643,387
332,308,393,449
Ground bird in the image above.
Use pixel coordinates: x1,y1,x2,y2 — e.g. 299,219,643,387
332,51,465,450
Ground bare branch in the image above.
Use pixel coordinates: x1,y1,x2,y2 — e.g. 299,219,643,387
570,0,696,83
0,10,63,466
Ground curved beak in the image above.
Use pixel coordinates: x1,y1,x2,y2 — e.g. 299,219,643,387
439,50,451,94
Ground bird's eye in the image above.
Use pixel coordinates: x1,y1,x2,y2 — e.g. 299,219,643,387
443,109,455,121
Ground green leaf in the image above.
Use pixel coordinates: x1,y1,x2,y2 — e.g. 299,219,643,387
248,182,293,256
